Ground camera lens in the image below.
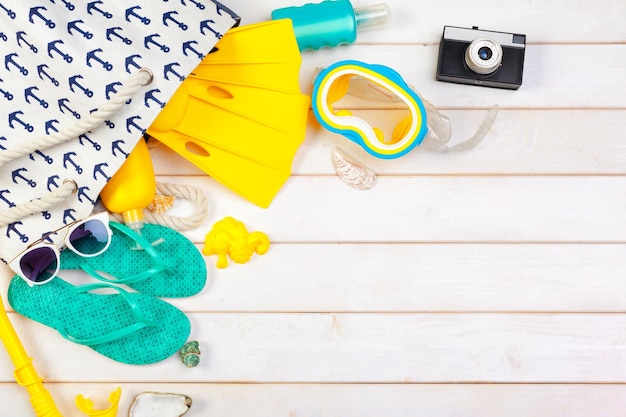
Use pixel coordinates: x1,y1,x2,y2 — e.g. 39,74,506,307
478,46,493,61
465,38,502,75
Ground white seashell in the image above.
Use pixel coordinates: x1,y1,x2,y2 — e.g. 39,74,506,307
331,147,376,191
129,392,192,417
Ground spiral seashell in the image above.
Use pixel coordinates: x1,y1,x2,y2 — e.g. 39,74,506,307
147,194,175,214
331,147,376,191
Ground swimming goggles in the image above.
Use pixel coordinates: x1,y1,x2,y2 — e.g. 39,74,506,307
312,60,428,159
9,211,112,286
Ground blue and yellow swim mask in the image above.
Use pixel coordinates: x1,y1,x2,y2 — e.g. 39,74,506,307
312,60,428,159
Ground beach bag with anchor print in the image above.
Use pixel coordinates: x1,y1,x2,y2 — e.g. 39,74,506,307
0,1,239,266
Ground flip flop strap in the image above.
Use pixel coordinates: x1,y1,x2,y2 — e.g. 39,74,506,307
109,221,171,269
55,283,158,346
79,262,170,286
78,221,173,286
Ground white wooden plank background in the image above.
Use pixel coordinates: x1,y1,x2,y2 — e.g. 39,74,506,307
1,0,626,416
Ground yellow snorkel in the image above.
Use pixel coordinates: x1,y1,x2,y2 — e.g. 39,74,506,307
0,294,63,417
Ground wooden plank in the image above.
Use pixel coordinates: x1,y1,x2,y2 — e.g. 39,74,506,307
146,176,626,244
2,382,626,417
183,243,626,313
149,110,626,176
230,0,626,44
3,312,626,383
3,242,626,313
298,45,626,109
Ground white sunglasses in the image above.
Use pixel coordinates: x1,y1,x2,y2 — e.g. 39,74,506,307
9,212,113,286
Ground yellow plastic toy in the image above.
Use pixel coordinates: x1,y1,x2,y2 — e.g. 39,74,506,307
202,217,270,268
0,294,63,417
76,387,122,417
147,19,310,208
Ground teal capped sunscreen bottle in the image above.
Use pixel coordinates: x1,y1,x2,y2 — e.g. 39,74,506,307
271,0,390,51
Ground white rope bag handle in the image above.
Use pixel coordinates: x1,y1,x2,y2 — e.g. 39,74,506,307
0,68,153,228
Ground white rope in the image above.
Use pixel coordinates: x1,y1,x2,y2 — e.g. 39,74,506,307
0,180,76,227
109,182,208,231
0,68,153,166
0,68,153,226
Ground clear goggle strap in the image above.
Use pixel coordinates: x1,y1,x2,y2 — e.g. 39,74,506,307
329,72,500,153
422,101,500,153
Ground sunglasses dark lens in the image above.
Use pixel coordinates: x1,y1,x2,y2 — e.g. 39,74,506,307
68,219,109,255
20,246,58,283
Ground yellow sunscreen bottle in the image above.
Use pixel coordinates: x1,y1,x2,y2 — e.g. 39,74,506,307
100,138,156,239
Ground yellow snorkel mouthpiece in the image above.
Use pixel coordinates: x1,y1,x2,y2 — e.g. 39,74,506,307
312,60,428,159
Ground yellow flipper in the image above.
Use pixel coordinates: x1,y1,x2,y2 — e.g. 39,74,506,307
148,19,310,208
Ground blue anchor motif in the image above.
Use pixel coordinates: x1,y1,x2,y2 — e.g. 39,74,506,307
200,19,223,39
7,222,29,243
182,40,204,59
63,208,77,224
184,0,206,10
126,6,151,25
67,20,94,39
164,62,184,81
0,189,16,208
69,74,94,97
42,211,52,220
25,86,49,108
48,39,73,63
29,149,53,164
112,139,129,158
106,27,132,45
16,31,38,53
63,151,83,174
93,162,110,181
5,53,29,76
105,80,131,104
145,88,165,108
47,174,60,191
0,78,14,100
29,6,56,28
213,0,239,21
51,0,76,11
45,119,60,134
78,132,101,150
126,115,145,134
124,54,143,73
37,64,60,86
58,98,81,119
0,3,17,19
86,48,113,71
87,1,113,19
77,186,96,206
105,81,122,100
12,167,37,188
144,34,170,53
163,11,188,30
8,110,34,132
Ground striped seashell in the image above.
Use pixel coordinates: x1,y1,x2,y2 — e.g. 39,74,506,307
331,147,376,191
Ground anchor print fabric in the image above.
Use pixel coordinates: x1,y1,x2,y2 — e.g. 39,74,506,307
0,1,239,264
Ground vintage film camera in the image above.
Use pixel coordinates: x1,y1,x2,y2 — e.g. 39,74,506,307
436,26,526,90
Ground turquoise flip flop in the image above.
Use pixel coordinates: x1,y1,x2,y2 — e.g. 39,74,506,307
8,275,190,365
59,222,206,298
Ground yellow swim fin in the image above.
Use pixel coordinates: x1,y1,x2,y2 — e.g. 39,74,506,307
147,19,310,208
